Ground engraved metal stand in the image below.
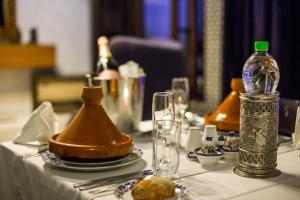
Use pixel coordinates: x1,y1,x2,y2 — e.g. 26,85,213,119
234,92,281,178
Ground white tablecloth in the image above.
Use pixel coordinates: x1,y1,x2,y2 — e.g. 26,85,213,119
0,135,299,200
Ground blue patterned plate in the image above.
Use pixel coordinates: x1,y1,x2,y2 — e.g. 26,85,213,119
42,148,143,171
115,179,189,200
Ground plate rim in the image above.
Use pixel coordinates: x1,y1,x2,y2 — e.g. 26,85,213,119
42,148,143,171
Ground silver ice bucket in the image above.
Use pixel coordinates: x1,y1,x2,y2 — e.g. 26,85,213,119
234,92,281,178
86,74,146,133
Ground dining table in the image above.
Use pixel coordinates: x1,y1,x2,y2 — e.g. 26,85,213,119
0,126,299,200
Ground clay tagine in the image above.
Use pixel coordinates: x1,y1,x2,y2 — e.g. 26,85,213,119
49,86,134,159
205,78,245,132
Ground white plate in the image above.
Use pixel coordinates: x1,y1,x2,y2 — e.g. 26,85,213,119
137,114,205,134
115,179,189,200
42,148,143,172
185,112,205,127
60,148,142,167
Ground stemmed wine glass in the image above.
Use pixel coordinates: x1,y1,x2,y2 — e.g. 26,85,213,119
171,77,190,121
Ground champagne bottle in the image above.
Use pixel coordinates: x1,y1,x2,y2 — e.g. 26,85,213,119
96,36,119,79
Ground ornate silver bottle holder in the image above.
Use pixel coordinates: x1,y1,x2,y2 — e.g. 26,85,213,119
234,92,281,178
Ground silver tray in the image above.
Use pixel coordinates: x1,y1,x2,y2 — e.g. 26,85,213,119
42,148,143,171
115,179,189,200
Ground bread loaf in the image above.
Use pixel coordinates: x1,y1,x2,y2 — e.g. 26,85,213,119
132,176,175,200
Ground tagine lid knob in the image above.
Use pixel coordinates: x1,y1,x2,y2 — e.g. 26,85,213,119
81,86,103,106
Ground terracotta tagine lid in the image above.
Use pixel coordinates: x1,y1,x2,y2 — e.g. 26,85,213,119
205,78,245,132
49,86,133,159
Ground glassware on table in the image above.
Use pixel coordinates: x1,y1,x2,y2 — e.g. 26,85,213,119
171,77,190,120
152,92,175,122
152,120,181,179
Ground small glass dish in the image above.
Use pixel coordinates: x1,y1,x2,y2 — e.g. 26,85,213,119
195,148,224,166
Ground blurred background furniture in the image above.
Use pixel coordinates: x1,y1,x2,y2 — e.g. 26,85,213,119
0,0,20,43
32,71,85,112
110,35,187,120
0,44,56,142
92,0,204,100
279,98,300,136
0,44,55,68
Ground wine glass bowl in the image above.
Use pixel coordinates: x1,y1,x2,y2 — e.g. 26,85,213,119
171,77,190,120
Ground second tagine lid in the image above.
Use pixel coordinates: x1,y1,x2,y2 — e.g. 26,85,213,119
205,78,244,132
49,86,133,159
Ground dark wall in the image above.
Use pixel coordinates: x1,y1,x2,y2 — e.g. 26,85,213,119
91,0,143,71
223,0,300,100
0,0,4,26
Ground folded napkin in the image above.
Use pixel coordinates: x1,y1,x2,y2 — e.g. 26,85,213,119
292,106,300,149
13,101,58,145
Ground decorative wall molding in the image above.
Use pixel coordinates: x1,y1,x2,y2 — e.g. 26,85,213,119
203,0,224,112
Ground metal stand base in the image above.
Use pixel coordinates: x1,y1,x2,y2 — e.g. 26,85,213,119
233,167,281,178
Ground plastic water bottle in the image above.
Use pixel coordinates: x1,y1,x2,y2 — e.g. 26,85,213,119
242,41,280,94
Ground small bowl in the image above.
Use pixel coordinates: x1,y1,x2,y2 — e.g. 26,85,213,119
187,151,198,161
195,148,223,166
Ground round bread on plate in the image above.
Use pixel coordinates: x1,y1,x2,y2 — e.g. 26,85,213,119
132,176,175,200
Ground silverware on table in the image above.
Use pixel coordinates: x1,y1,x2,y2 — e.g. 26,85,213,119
90,190,115,200
74,169,152,188
88,173,154,199
18,152,43,159
88,184,117,195
76,170,153,191
18,146,48,159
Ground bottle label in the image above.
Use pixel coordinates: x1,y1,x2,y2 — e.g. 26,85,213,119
243,67,255,93
243,68,252,81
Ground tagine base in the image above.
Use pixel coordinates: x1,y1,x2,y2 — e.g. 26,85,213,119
49,134,133,159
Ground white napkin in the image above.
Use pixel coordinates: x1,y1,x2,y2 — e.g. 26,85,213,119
118,60,144,78
13,101,58,145
292,106,300,149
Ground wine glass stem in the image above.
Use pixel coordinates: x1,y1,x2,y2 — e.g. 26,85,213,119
179,110,186,122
